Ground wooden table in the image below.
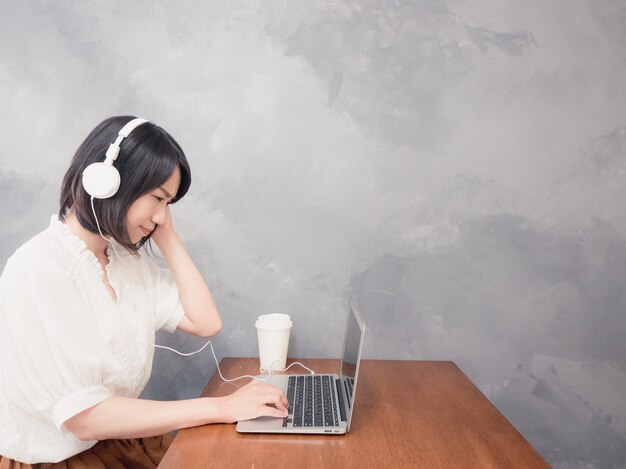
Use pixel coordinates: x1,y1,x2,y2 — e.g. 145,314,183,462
159,358,549,468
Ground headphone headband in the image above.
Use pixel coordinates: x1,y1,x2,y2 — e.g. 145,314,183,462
82,117,150,199
105,118,149,163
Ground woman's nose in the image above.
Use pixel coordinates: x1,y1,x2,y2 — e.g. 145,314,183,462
151,204,167,225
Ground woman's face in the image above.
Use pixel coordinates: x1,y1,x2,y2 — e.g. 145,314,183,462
126,166,181,244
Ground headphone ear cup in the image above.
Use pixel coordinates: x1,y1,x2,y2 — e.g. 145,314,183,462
82,162,121,199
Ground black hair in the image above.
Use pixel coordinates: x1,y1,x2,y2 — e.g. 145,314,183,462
59,115,191,256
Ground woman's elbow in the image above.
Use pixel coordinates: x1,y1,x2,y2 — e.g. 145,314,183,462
193,317,222,338
201,321,222,337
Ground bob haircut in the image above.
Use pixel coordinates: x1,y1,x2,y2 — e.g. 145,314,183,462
59,115,191,256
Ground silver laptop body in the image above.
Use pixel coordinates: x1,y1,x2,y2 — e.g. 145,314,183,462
236,297,366,435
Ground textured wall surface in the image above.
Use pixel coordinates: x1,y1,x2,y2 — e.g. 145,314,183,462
1,1,625,467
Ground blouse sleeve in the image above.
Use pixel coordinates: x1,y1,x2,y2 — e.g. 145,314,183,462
145,259,185,333
0,260,119,433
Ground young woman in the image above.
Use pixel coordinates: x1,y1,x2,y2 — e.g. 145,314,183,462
0,116,288,467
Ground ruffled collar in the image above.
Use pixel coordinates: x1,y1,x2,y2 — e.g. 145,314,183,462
47,214,130,278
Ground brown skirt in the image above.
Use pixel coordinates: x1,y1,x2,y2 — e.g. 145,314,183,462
0,434,173,469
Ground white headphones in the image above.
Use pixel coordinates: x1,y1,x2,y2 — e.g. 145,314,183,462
81,117,150,199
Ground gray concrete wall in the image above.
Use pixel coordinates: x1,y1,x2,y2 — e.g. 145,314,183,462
1,1,625,467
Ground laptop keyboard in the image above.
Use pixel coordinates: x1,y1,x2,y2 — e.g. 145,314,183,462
284,375,339,427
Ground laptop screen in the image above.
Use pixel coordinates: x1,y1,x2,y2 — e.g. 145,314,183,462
339,297,365,430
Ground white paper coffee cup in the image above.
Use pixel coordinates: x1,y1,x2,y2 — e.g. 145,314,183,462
256,313,292,372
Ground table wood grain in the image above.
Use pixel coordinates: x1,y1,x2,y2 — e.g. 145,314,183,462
159,358,549,468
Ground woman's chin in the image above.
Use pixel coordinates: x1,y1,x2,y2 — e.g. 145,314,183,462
130,234,147,245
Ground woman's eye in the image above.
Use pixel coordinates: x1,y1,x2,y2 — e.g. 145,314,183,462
154,196,164,202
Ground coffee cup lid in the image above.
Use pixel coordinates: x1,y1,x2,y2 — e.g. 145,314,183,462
256,313,292,329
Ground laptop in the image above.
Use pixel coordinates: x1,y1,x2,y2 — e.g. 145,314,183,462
236,296,366,435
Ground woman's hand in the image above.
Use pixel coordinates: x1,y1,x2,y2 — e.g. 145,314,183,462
149,203,223,337
219,380,289,423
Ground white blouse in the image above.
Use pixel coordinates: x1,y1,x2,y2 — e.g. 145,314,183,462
0,215,185,463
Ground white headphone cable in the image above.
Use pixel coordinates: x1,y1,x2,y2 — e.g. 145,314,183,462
90,196,131,272
147,338,316,382
148,339,271,382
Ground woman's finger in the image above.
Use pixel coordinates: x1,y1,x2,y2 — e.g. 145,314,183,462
260,404,289,418
256,391,288,411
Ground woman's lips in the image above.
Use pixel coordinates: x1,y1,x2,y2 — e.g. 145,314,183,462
140,226,152,236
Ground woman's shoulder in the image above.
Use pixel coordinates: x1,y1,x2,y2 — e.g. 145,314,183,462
2,227,74,279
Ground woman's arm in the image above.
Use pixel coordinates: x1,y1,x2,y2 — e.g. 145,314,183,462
64,380,288,441
151,206,222,337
